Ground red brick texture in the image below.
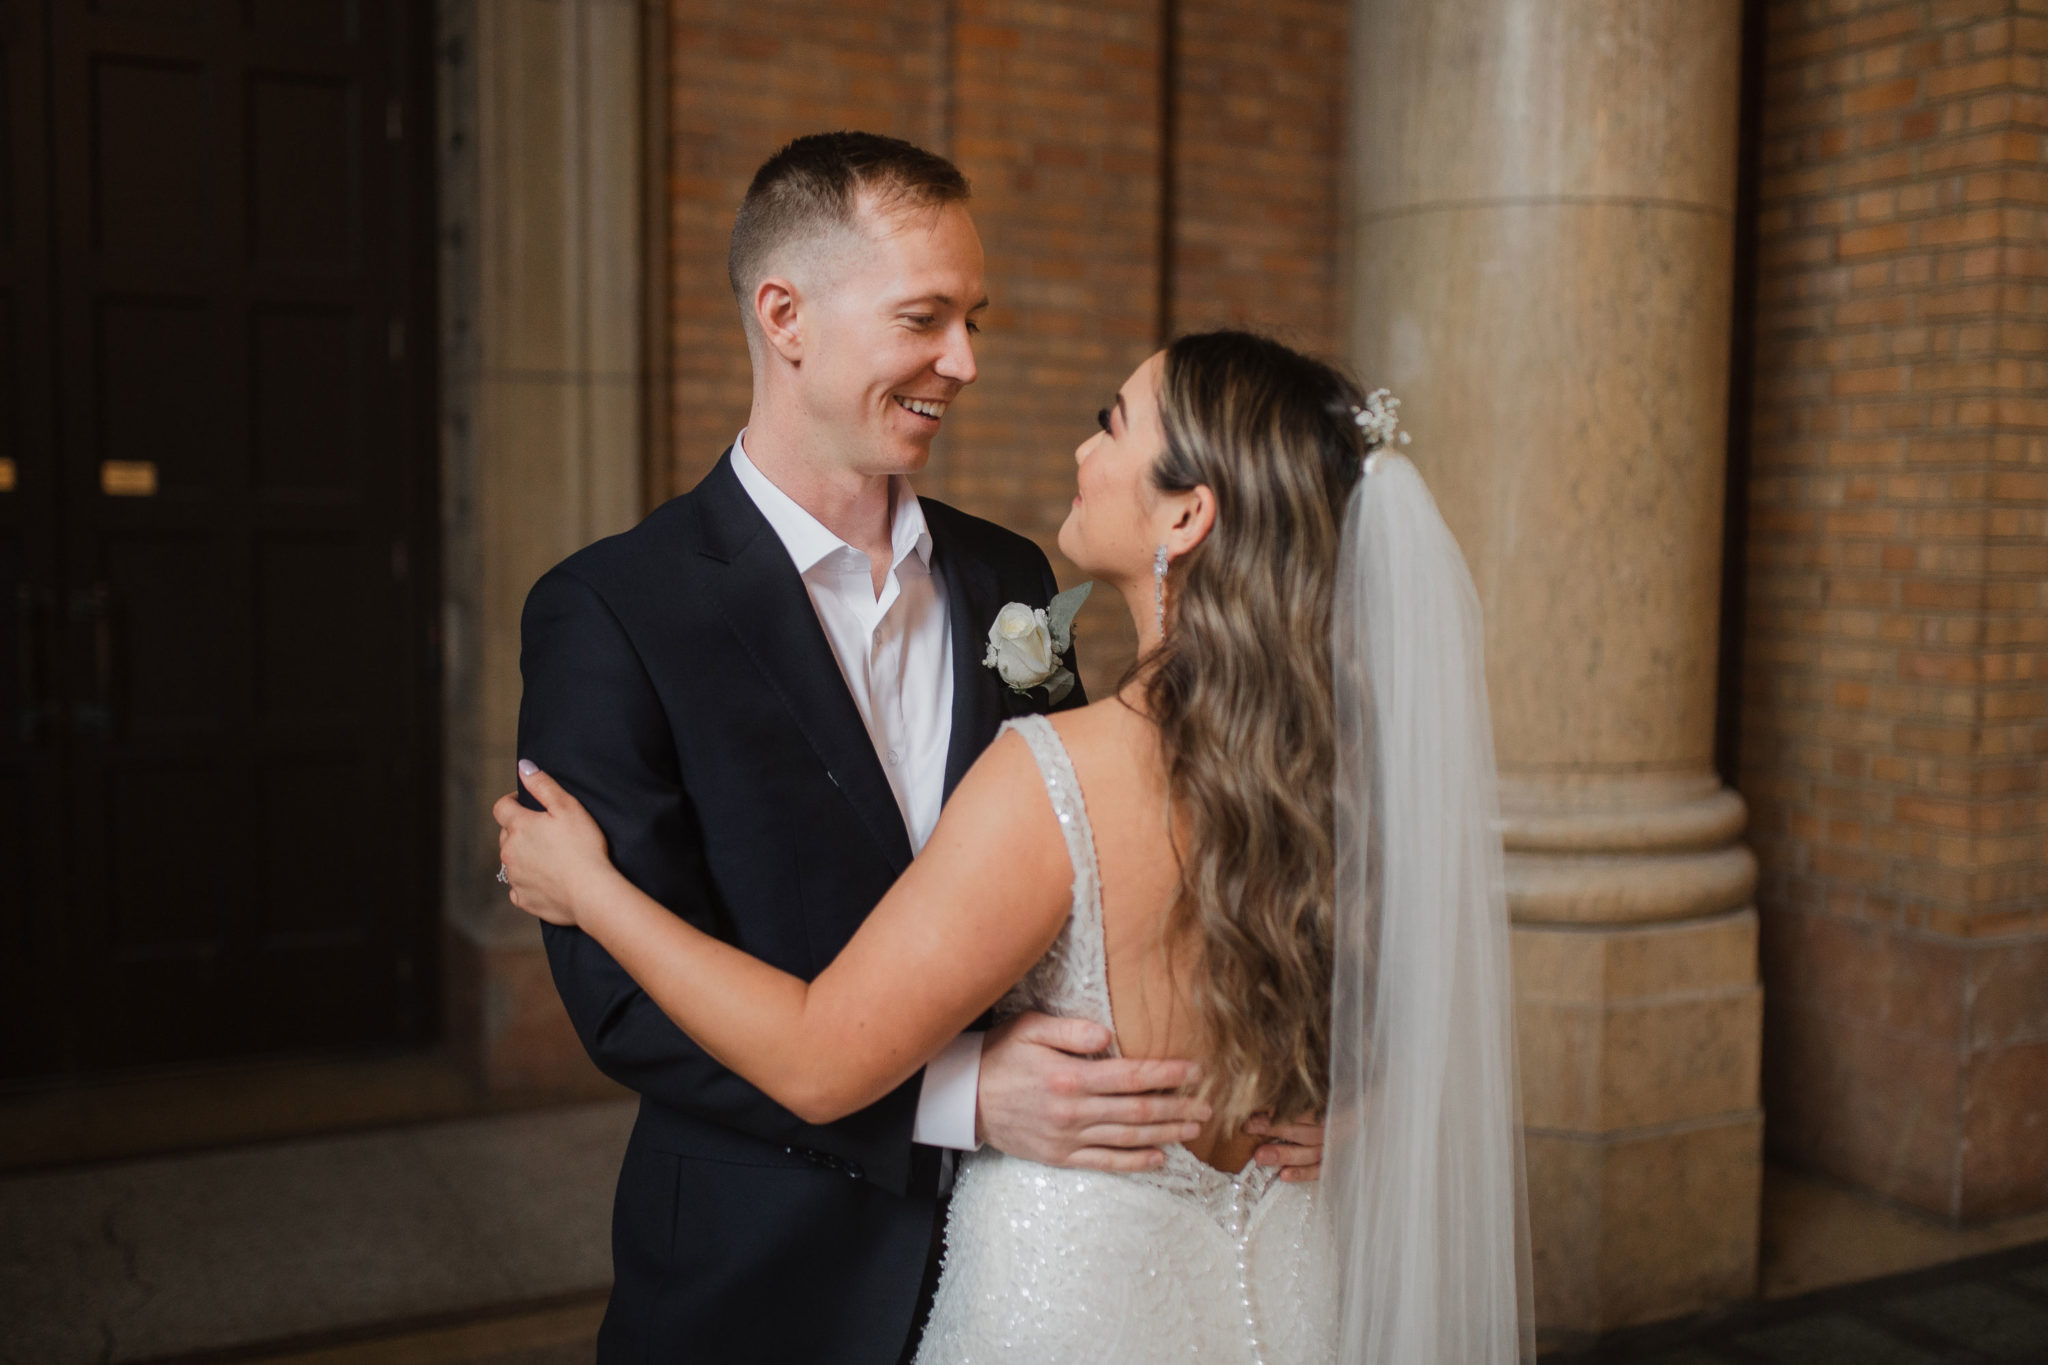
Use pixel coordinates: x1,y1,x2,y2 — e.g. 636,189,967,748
1742,0,2048,1220
662,0,1348,688
1168,0,1348,349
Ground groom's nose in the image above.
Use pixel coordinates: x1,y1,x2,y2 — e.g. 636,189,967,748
933,322,978,386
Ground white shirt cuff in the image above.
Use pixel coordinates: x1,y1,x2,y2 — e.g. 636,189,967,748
912,1031,984,1150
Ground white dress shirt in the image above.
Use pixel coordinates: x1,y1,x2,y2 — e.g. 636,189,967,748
731,433,982,1151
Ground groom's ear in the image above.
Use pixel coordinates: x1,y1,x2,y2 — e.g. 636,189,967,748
755,277,805,363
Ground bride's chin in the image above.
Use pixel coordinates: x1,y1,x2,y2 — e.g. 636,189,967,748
1054,518,1083,566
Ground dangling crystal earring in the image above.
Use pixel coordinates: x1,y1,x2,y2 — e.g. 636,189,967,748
1153,544,1170,635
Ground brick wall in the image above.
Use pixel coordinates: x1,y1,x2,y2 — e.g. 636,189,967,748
1742,0,2048,1221
662,0,1348,690
665,0,949,496
1169,0,1348,349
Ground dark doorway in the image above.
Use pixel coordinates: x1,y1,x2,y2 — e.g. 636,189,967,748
1,0,437,1082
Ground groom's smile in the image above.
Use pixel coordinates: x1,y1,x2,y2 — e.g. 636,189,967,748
892,394,950,423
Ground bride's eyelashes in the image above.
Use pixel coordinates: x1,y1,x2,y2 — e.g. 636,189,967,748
1096,406,1113,435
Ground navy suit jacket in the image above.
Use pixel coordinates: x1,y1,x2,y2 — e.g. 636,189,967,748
517,450,1083,1363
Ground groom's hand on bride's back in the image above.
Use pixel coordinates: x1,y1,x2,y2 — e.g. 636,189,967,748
975,1012,1210,1172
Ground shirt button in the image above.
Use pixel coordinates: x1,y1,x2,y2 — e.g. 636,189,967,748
886,749,900,765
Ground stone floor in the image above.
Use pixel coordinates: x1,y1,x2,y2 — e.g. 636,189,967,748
0,1051,624,1177
1543,1238,2048,1365
0,1102,631,1365
6,1070,2048,1365
227,1230,2048,1365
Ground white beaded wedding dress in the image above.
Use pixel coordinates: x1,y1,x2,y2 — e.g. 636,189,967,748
914,715,1340,1365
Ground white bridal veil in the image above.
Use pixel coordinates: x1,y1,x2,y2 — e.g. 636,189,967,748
1327,451,1536,1364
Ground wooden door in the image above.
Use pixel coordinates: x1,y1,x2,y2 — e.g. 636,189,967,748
0,0,66,1076
1,0,437,1080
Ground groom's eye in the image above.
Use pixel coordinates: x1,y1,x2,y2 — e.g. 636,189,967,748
1096,407,1112,435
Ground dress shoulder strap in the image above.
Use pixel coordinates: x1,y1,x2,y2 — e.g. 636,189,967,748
999,715,1114,1037
1001,715,1099,896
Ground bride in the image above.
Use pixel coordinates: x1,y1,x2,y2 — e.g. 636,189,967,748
495,330,1533,1364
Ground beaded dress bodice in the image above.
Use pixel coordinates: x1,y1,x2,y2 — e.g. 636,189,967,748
913,715,1338,1365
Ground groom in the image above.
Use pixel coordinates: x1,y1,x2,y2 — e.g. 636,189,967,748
517,134,1228,1363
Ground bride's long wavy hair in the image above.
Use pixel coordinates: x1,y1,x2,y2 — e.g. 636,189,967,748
1142,330,1371,1130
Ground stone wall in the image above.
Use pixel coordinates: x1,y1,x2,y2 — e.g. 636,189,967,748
437,0,651,1092
1741,0,2048,1222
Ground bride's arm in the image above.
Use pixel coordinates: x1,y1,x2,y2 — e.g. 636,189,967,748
495,731,1078,1125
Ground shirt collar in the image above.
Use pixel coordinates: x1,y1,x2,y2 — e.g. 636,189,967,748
731,431,933,576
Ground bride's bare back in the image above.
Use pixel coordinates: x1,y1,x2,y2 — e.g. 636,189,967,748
1041,698,1263,1174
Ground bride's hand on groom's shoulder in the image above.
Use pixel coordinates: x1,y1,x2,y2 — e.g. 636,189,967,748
493,762,612,929
975,1012,1211,1173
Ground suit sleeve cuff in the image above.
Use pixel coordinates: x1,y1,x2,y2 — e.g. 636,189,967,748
912,1031,984,1151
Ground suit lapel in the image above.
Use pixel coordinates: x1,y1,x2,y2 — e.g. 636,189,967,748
934,512,1008,799
695,455,915,875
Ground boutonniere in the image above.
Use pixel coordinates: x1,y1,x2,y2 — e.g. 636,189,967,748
983,583,1092,705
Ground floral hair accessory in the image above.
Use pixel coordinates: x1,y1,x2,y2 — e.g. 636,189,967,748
1351,388,1411,453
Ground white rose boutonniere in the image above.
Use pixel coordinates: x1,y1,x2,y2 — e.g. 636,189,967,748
984,582,1092,704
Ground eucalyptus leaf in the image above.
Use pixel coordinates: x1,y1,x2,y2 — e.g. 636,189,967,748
1045,581,1093,655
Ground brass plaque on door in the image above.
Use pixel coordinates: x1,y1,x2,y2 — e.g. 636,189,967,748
101,460,158,497
0,458,14,492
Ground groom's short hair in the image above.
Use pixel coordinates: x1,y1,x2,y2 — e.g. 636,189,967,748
728,132,971,329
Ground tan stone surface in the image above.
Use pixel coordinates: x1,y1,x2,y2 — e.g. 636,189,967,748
476,0,579,376
1765,1005,1964,1217
445,923,613,1095
1508,846,1760,924
1525,1113,1762,1334
1596,1115,1762,1327
1524,1129,1603,1331
1350,0,1754,1331
1516,909,1759,1004
1760,910,1969,1047
1519,994,1762,1134
1761,1165,2048,1301
1352,0,1743,213
1517,913,1762,1133
1352,202,1735,770
1502,774,1747,853
1758,921,2048,1221
440,0,649,1073
1961,1040,2048,1222
1967,935,2048,1051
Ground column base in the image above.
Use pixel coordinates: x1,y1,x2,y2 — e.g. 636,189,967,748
1529,1112,1764,1338
443,919,617,1097
1515,908,1764,1335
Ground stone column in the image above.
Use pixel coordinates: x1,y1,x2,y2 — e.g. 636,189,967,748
437,0,646,1091
1348,0,1760,1338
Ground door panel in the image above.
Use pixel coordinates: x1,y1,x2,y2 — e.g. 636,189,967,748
4,0,435,1082
0,0,65,1076
251,305,363,494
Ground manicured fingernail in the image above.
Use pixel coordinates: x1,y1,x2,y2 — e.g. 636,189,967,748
1181,1122,1202,1140
1245,1117,1268,1133
518,759,537,777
